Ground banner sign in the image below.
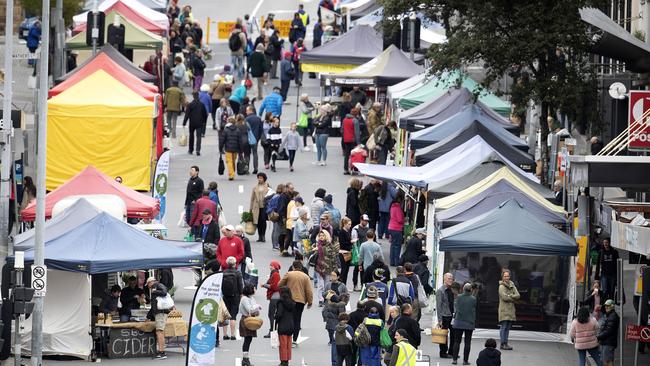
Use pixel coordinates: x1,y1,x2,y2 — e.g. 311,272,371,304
153,151,170,221
217,22,236,39
186,273,223,366
628,90,650,151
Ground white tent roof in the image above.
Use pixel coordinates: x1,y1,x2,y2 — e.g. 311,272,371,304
387,73,427,102
356,135,537,187
73,0,168,28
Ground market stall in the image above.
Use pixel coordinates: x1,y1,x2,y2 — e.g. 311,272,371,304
45,71,156,191
21,166,159,221
73,0,169,32
57,44,156,83
13,212,201,359
67,10,164,50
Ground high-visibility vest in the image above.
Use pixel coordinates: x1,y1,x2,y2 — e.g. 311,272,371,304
395,341,417,366
299,12,309,27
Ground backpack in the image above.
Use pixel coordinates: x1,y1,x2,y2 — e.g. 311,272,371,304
229,32,243,52
222,272,239,298
354,321,372,347
391,279,412,306
324,208,342,230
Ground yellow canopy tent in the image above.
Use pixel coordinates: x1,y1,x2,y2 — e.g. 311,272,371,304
435,167,564,212
47,69,154,191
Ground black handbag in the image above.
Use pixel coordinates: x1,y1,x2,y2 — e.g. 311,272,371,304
218,155,225,175
237,158,249,175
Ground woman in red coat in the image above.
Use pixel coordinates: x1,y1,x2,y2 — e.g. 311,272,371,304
263,260,282,337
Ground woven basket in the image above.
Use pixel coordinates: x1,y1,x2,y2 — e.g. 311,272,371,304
431,328,449,344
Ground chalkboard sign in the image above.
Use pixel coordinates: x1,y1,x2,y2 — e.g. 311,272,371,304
108,328,156,359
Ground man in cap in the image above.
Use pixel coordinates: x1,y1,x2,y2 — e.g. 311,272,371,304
216,225,245,269
362,269,389,308
146,277,170,359
597,299,620,366
401,228,426,265
361,285,385,320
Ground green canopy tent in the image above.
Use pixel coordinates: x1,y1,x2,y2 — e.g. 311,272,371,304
66,10,164,50
398,70,511,116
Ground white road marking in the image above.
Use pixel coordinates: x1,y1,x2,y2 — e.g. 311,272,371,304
251,0,265,17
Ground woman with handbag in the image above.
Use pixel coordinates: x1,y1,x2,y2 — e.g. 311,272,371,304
298,94,315,149
275,287,296,366
314,104,333,166
338,217,353,286
315,230,340,306
250,173,271,242
240,284,263,366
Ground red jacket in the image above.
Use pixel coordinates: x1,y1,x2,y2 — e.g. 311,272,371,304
342,115,358,144
216,235,245,268
266,270,281,300
190,197,217,227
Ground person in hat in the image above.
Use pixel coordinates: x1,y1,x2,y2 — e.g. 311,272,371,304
146,277,171,359
362,285,385,319
362,268,389,308
190,191,217,238
597,299,620,366
263,260,282,338
200,208,220,244
217,225,245,269
401,228,426,266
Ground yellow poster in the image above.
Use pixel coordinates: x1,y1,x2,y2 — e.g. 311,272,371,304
275,20,292,38
576,236,588,283
217,22,236,39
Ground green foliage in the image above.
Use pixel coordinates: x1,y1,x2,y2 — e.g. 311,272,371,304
241,211,253,223
20,0,84,26
380,0,605,181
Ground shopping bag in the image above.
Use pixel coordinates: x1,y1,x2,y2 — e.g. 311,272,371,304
351,244,360,266
270,330,279,349
178,128,188,146
218,155,225,175
157,293,175,310
178,210,189,228
217,205,227,227
380,326,393,349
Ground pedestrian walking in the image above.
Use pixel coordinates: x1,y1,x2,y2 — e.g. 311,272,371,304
596,238,619,301
245,107,265,174
198,84,212,136
570,307,603,366
215,98,234,142
280,52,294,102
388,329,417,366
362,254,391,286
268,118,283,172
259,87,284,118
359,230,384,273
184,166,204,225
220,117,244,180
278,260,314,344
217,226,245,269
378,182,396,239
267,29,283,79
335,312,355,366
250,173,270,242
192,50,206,91
597,299,619,366
346,178,362,227
275,287,296,366
582,280,604,320
342,109,361,175
284,193,303,255
280,122,304,171
183,92,208,155
210,75,226,125
189,191,217,238
291,38,307,85
293,207,311,255
356,307,384,366
239,284,262,366
358,180,380,232
476,339,501,366
261,112,274,169
314,104,333,166
451,283,477,365
388,191,405,266
498,269,520,350
404,263,427,321
145,277,170,359
363,269,389,309
436,272,455,359
222,256,244,341
298,94,316,149
263,260,282,337
390,304,421,348
236,114,252,173
414,255,433,297
338,217,353,286
26,21,41,67
229,79,252,114
164,81,185,138
248,43,269,100
229,24,248,81
323,285,349,343
315,230,340,305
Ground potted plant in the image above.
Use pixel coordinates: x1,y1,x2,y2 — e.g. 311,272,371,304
241,211,255,235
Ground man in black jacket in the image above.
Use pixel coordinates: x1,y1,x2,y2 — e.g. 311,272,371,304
183,92,208,155
192,50,206,91
248,44,269,99
401,229,426,265
219,117,243,180
597,299,619,366
363,255,391,285
414,255,433,296
389,304,421,348
184,165,204,225
245,106,265,174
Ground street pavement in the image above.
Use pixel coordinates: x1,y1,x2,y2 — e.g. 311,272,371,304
1,0,588,365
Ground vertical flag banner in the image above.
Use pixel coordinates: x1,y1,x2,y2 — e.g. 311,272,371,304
154,150,170,221
186,273,223,366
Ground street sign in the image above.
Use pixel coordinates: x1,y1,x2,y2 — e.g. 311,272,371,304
31,265,47,297
625,324,650,343
628,90,650,151
12,52,40,60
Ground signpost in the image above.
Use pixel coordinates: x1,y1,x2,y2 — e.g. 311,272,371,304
627,90,650,150
31,265,47,297
625,324,650,343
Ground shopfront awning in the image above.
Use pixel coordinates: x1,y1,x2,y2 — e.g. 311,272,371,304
569,155,650,189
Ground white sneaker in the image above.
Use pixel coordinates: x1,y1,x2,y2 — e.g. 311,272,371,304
319,161,326,166
303,147,310,152
312,161,320,165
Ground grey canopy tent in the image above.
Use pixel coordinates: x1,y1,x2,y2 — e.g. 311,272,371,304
436,180,567,227
300,24,383,67
414,121,534,169
439,199,577,256
409,105,523,150
399,87,518,132
323,45,423,87
428,159,548,198
56,44,157,83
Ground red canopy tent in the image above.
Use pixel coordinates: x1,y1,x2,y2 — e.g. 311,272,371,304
73,1,167,35
48,53,164,157
21,165,160,221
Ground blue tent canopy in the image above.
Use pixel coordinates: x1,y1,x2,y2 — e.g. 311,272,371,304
439,199,577,256
410,106,526,150
17,212,202,273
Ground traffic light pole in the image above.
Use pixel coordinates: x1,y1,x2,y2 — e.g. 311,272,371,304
13,268,22,366
0,0,14,266
31,0,51,364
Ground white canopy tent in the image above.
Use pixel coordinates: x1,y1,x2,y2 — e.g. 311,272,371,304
73,0,169,29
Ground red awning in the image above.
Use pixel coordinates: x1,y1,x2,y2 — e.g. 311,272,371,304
21,165,160,221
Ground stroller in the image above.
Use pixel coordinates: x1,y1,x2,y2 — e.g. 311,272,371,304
349,145,368,175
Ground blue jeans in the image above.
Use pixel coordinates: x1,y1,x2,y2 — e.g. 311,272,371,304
388,230,402,266
578,347,602,366
499,320,512,344
378,212,390,239
231,54,244,80
600,275,616,301
316,134,329,162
